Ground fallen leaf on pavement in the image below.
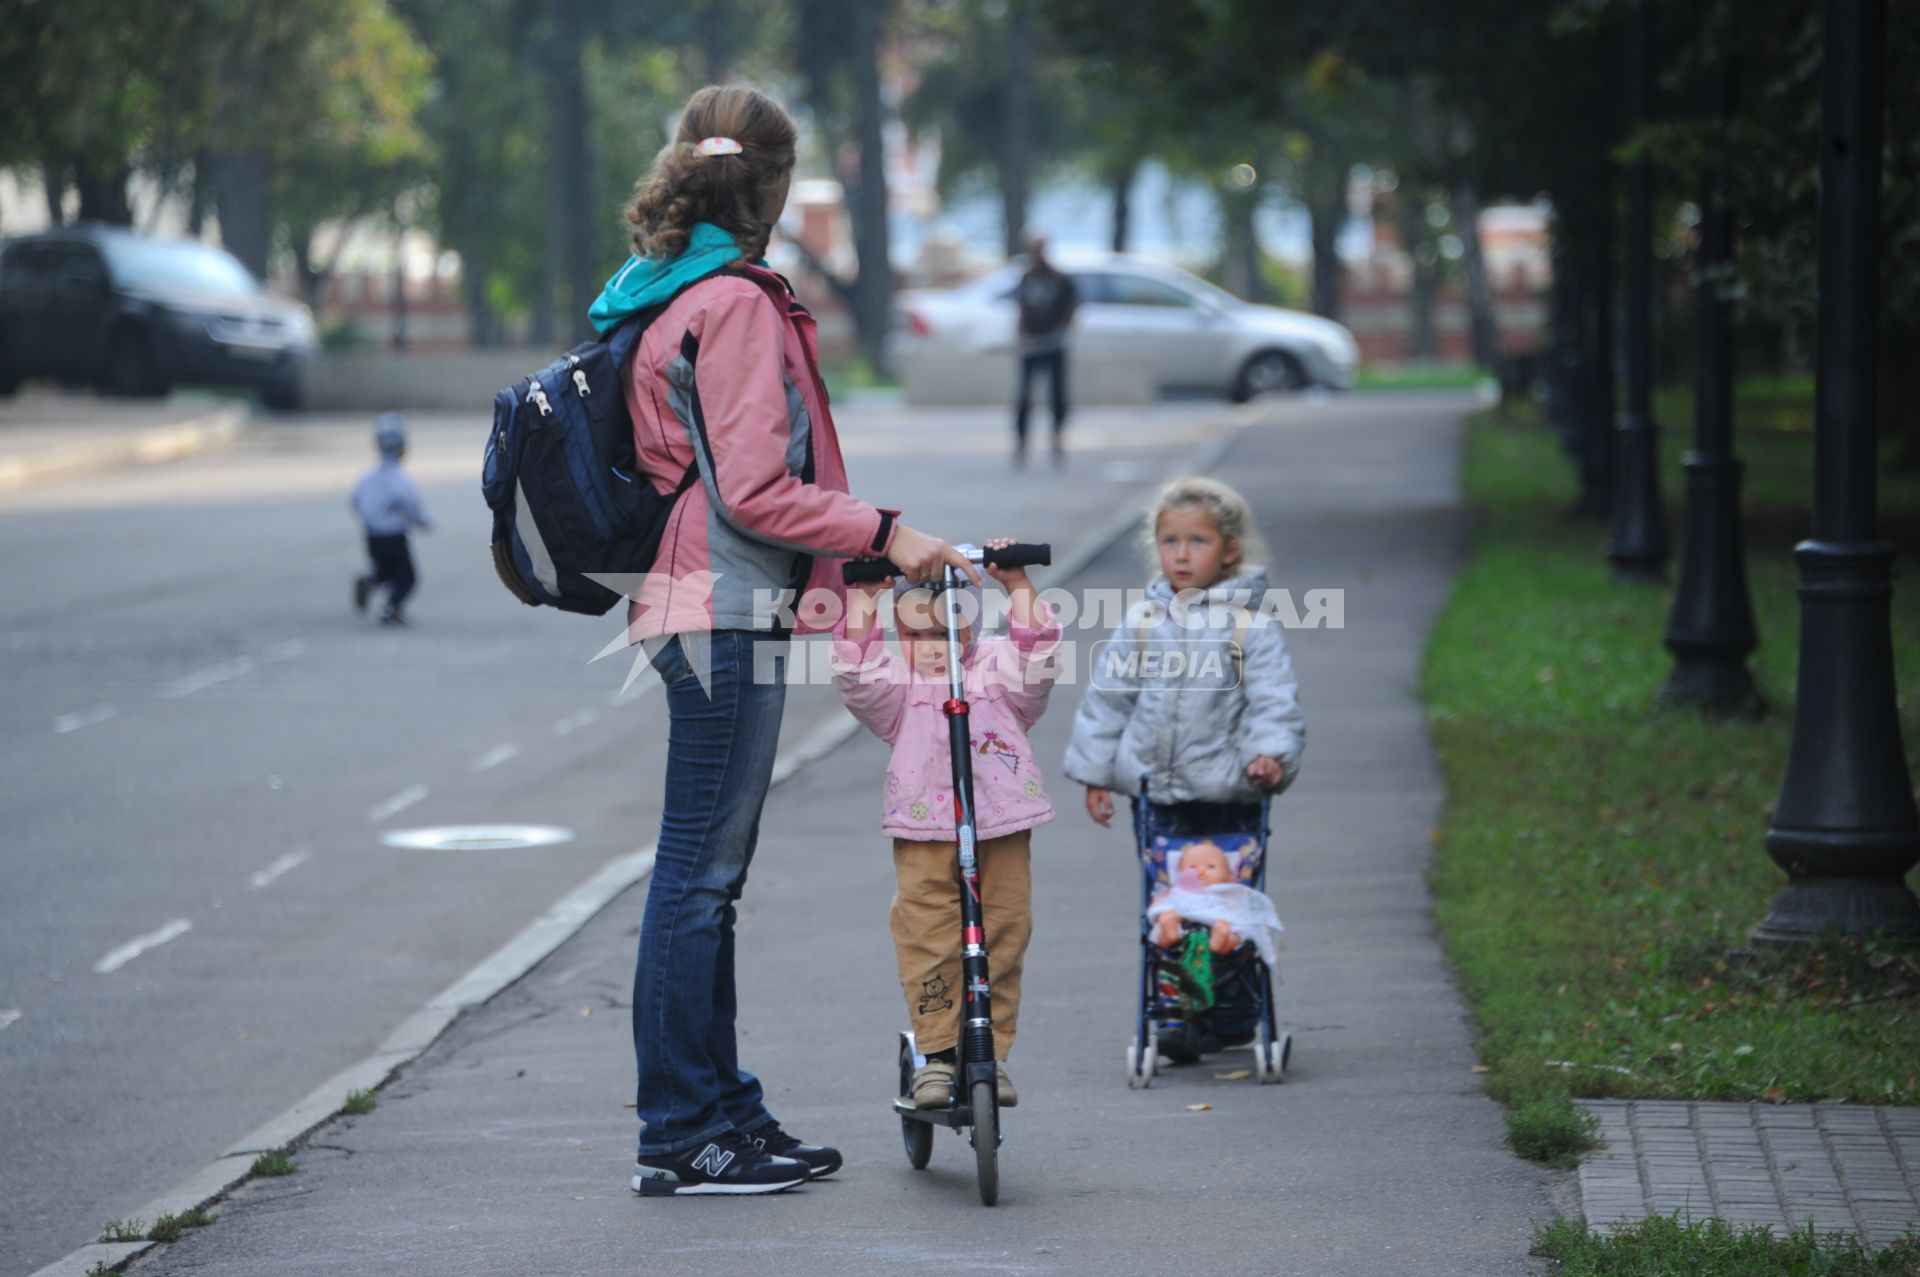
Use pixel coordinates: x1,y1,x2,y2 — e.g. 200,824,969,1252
1185,1103,1213,1112
1471,1065,1491,1074
1213,1070,1252,1080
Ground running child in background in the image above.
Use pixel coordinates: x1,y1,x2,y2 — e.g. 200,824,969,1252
350,413,431,626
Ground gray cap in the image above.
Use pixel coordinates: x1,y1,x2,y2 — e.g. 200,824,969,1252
374,412,407,458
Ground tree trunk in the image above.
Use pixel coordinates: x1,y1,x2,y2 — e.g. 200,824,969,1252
1451,178,1501,369
1108,154,1140,253
187,152,212,237
1000,1,1034,258
1218,183,1263,302
846,0,894,376
391,211,409,354
1398,192,1437,360
212,147,274,281
40,159,66,225
700,0,733,83
289,229,323,313
535,13,591,346
466,254,498,349
1306,159,1346,321
74,161,133,226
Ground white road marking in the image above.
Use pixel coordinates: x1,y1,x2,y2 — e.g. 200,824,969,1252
260,639,306,663
54,703,118,734
160,656,255,699
249,850,311,890
367,784,429,823
0,1008,20,1031
468,743,519,774
95,919,192,974
551,709,598,737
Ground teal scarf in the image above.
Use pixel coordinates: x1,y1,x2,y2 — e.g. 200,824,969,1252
587,222,760,335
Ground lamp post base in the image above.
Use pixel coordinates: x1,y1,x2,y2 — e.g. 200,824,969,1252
1658,653,1765,716
1751,877,1920,946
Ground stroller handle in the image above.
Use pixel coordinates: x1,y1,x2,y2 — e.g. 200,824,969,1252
840,542,1051,584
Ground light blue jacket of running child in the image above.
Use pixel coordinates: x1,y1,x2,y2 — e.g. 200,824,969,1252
1064,567,1305,804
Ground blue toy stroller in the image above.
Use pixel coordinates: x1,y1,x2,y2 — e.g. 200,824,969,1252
1125,775,1291,1087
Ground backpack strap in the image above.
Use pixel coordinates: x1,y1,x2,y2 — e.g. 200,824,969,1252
1136,600,1251,681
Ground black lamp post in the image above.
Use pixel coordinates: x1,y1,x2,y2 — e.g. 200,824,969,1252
1572,191,1616,520
1661,59,1761,712
1753,0,1920,944
1607,0,1670,580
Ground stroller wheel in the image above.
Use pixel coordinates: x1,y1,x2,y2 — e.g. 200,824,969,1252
1258,1034,1291,1085
1126,1036,1154,1089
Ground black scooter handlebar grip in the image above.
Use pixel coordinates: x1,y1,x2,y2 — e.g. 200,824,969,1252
982,542,1051,569
840,541,1052,584
841,557,896,584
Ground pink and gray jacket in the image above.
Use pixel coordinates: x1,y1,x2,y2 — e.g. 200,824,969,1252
619,265,898,639
832,609,1064,842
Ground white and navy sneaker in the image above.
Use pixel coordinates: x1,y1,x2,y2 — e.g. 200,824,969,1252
745,1120,842,1180
631,1130,807,1197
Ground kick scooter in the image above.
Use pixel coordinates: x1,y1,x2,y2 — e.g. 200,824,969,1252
842,539,1050,1207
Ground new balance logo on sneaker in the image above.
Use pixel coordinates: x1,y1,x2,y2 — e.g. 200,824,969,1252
689,1143,735,1177
631,1130,807,1197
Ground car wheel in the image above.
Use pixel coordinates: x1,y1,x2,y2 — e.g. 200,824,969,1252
1231,349,1306,403
0,330,20,397
106,329,167,398
261,375,301,412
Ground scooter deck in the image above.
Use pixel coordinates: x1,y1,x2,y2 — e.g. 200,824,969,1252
893,1098,975,1129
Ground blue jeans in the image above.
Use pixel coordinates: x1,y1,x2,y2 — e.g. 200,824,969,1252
633,629,789,1157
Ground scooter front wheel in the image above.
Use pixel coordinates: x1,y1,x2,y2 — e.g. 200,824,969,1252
969,1079,999,1206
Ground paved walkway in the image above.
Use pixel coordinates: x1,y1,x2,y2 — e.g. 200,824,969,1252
1579,1100,1920,1245
0,391,247,489
78,393,1557,1276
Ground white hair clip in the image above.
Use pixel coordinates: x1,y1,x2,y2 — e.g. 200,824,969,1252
695,136,743,157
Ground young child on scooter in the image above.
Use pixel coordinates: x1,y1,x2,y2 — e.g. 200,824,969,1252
833,539,1063,1110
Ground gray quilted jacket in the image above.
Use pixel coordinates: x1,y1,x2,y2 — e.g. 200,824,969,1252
1063,568,1305,803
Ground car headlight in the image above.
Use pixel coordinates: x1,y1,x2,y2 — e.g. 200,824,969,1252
286,307,316,346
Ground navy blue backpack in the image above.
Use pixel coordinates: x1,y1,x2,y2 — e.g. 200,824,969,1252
482,286,712,617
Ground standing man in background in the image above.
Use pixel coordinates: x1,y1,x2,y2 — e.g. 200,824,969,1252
1012,234,1078,468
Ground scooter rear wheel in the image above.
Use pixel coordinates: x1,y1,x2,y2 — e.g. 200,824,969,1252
969,1079,999,1206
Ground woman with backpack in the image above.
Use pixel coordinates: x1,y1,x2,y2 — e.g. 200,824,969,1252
596,84,978,1197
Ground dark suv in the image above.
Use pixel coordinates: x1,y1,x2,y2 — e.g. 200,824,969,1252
0,225,315,409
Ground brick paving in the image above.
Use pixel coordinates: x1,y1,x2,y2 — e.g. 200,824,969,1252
1579,1100,1920,1246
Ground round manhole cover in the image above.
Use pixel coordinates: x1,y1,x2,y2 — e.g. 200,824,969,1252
381,825,574,852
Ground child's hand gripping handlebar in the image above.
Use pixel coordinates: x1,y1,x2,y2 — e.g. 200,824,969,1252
841,542,1051,584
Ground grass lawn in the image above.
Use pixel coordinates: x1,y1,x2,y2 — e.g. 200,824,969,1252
1534,1216,1920,1275
1422,395,1920,1129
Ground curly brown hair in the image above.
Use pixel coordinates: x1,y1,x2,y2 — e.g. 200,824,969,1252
624,85,798,261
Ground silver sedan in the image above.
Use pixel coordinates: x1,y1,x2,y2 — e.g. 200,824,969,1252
894,251,1359,401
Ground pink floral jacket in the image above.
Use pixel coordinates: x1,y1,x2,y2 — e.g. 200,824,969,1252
832,609,1063,842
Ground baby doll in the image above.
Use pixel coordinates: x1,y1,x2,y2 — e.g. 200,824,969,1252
1146,840,1284,968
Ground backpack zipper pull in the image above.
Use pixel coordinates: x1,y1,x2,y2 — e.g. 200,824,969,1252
573,369,590,397
528,377,553,416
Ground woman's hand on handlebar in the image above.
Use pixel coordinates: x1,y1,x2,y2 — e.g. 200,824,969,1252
888,524,982,587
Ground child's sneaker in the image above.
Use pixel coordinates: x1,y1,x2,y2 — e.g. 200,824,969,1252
995,1065,1019,1107
631,1130,807,1197
744,1120,842,1179
911,1059,956,1109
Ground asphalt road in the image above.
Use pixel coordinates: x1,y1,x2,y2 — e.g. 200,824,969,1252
0,396,1244,1276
